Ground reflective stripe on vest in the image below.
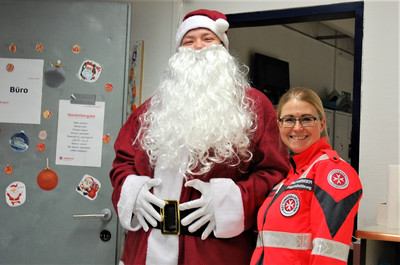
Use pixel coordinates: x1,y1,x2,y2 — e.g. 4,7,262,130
256,231,312,250
312,238,350,262
299,154,329,179
256,231,350,262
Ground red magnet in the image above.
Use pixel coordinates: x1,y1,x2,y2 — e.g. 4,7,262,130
102,134,111,144
35,43,44,53
5,165,13,175
37,142,46,152
43,110,51,119
9,43,17,53
6,64,14,72
72,44,81,54
132,86,137,97
129,68,134,79
132,104,137,112
104,83,113,92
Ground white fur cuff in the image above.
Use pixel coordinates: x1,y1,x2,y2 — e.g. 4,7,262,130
117,175,149,231
211,178,244,237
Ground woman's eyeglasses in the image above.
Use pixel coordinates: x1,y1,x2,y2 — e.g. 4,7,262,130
279,116,321,128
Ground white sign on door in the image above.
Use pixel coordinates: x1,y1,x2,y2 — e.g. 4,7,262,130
0,58,43,124
55,99,105,167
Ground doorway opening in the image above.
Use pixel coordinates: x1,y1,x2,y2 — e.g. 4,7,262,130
226,1,363,172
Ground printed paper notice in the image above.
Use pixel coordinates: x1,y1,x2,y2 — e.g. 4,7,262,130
55,100,105,167
0,58,44,124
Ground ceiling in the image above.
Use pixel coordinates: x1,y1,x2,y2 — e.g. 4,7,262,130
284,18,355,55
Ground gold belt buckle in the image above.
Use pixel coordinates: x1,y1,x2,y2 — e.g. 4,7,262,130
160,200,180,235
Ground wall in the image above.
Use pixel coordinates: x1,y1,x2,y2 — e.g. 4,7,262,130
130,0,399,230
228,25,354,100
130,0,179,101
357,0,400,228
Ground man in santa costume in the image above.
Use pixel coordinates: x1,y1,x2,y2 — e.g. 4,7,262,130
110,9,289,265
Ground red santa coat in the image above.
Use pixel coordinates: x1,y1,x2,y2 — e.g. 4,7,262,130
251,137,363,265
109,87,289,265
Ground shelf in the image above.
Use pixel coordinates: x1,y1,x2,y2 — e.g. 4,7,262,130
356,225,400,242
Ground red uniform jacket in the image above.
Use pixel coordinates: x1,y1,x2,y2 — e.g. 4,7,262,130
110,88,289,265
251,137,362,265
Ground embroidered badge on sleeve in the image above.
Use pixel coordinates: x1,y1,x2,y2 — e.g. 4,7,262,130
328,170,349,189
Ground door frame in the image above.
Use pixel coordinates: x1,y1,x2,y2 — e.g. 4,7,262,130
226,1,364,173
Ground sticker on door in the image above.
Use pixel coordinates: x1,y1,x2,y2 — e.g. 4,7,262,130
5,181,26,207
76,174,101,200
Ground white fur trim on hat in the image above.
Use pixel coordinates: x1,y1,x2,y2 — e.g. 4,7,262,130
176,15,229,50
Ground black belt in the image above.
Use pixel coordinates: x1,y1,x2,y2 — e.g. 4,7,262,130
151,200,215,238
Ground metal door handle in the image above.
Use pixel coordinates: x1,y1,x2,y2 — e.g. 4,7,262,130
73,208,112,222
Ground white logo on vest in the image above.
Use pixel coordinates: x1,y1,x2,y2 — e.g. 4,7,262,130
280,193,300,217
328,169,349,189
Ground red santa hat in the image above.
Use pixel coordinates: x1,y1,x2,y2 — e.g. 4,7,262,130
176,9,229,50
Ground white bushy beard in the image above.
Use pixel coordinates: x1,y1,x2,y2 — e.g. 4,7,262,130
137,45,256,177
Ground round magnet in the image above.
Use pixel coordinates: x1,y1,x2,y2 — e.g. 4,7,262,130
6,63,14,72
72,44,81,54
5,181,26,207
37,142,46,152
104,83,113,92
37,167,58,191
132,86,137,97
9,43,17,53
43,110,51,119
35,42,44,53
102,134,111,144
38,130,47,140
9,131,29,152
5,165,13,175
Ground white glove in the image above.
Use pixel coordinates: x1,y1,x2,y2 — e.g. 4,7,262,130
133,178,165,232
179,179,216,240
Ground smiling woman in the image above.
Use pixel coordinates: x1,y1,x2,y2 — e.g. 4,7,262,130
250,87,363,265
276,87,327,154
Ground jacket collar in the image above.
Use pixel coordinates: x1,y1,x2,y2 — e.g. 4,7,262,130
289,137,331,174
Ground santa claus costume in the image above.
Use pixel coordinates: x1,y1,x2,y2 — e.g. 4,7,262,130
110,9,289,265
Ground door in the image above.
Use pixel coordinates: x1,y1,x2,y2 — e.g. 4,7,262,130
0,1,130,264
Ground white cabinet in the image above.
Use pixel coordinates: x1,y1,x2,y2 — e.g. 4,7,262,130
324,109,352,163
333,111,352,163
324,108,335,140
